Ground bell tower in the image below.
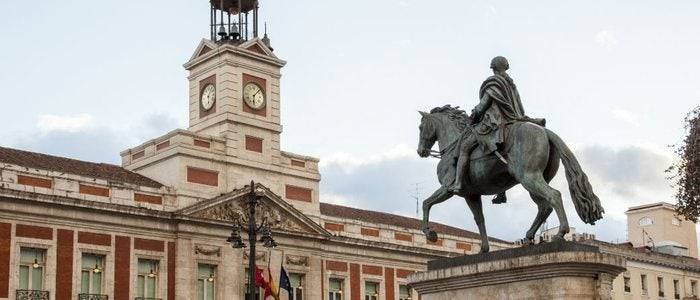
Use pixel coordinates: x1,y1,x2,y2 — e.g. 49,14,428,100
184,0,285,156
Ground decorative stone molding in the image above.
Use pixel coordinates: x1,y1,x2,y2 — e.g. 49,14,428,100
285,255,308,267
192,197,305,232
243,251,266,262
195,245,221,257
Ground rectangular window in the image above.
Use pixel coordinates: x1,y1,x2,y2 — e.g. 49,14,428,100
328,278,344,300
80,253,105,294
673,279,680,299
136,259,159,298
289,273,304,300
399,285,412,300
245,268,261,300
197,264,216,300
623,276,631,293
692,280,697,296
364,282,379,300
641,274,648,295
19,248,45,290
658,277,664,297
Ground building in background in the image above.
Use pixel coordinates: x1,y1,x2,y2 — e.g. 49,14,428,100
532,202,700,300
626,202,698,258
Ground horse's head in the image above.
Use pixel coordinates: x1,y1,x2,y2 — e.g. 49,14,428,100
417,111,438,157
417,105,470,158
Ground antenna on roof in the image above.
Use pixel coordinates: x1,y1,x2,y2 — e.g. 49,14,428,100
409,182,425,219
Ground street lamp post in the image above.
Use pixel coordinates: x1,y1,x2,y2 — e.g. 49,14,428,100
227,181,277,300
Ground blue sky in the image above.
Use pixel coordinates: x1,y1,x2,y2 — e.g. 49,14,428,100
1,1,698,243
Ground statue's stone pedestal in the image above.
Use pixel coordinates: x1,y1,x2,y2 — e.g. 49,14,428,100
408,242,626,300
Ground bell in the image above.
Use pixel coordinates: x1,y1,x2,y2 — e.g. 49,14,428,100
229,24,240,39
217,25,227,37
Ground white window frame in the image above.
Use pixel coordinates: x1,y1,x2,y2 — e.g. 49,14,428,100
328,277,345,300
197,263,217,300
136,258,160,298
80,253,105,295
18,247,46,291
363,281,380,300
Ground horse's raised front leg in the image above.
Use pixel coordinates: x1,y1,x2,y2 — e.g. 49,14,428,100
523,193,553,245
465,194,489,253
421,186,453,242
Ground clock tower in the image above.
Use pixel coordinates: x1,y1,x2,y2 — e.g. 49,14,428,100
121,0,321,217
185,0,286,157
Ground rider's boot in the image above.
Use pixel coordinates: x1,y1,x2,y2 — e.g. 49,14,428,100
451,151,469,194
492,192,507,204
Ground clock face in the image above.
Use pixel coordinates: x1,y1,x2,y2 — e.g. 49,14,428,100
243,83,266,110
201,84,216,110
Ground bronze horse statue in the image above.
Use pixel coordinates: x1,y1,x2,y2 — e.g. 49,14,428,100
416,106,603,252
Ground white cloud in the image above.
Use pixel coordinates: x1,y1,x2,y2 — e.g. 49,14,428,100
320,144,416,173
612,108,640,127
595,30,619,50
36,114,94,133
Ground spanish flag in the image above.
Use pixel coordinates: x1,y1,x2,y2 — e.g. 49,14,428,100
265,266,280,300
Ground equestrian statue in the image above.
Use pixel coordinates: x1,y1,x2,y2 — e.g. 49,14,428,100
416,56,603,253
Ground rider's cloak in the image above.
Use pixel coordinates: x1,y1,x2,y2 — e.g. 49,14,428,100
473,74,526,153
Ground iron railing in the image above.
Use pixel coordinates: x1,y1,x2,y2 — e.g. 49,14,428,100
16,290,49,300
79,294,108,300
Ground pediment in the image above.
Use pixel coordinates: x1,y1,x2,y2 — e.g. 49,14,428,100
178,183,329,237
189,39,219,61
239,38,277,58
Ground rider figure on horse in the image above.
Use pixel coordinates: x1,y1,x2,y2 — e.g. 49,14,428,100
450,56,545,202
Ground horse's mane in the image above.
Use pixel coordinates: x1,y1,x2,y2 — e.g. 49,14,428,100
429,105,470,130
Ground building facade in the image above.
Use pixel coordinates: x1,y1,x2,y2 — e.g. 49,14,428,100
0,4,512,300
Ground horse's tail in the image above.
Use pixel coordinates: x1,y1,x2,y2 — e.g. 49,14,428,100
545,128,604,224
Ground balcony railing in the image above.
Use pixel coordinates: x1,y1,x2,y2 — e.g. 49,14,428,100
16,290,49,300
79,294,108,300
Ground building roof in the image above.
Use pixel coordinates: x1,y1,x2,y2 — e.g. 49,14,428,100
320,202,512,244
0,146,163,188
626,202,676,213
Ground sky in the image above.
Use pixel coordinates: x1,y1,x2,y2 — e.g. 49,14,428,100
1,0,699,244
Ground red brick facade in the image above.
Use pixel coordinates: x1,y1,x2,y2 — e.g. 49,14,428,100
78,231,111,246
134,193,163,205
394,232,413,242
324,222,344,232
361,264,383,276
350,263,361,300
0,223,10,298
290,159,306,167
15,224,53,240
134,238,165,252
56,229,74,300
131,150,145,160
456,242,472,251
396,269,416,279
385,267,395,300
193,139,211,148
325,260,348,272
156,140,170,151
285,185,312,202
167,242,176,300
114,236,131,300
245,135,263,153
186,167,219,186
79,184,110,197
17,175,52,189
361,227,380,237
